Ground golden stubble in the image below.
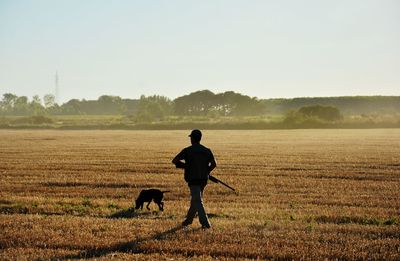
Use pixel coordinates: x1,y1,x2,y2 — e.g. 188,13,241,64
0,129,399,260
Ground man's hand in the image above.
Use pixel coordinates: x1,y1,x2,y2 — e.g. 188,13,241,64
174,161,186,169
208,159,217,172
172,156,186,169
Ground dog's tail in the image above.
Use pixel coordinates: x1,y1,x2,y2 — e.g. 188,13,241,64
161,190,171,193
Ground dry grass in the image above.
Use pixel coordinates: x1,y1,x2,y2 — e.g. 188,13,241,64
0,129,399,260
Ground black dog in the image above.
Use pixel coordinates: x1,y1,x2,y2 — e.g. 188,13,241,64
135,189,169,211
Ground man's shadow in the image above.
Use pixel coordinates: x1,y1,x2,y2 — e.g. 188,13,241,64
48,224,200,260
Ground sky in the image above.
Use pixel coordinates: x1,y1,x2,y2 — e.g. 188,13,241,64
0,0,399,103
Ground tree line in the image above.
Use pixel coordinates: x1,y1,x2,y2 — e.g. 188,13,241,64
1,91,399,119
0,93,139,116
263,96,400,115
0,90,264,118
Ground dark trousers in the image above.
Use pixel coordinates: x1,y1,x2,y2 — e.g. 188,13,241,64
184,185,211,227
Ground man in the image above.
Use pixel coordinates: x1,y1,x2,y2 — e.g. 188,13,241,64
172,129,216,229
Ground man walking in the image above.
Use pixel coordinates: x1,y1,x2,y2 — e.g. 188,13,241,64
172,129,216,229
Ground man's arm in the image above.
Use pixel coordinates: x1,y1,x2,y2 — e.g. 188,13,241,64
172,150,186,169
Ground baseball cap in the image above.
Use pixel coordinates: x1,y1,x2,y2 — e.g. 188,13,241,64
189,129,202,138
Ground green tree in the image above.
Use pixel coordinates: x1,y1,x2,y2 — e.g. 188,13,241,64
173,90,264,116
135,95,172,122
1,93,18,114
97,95,126,114
173,90,216,115
60,99,82,114
216,91,264,116
298,105,343,121
14,96,29,115
30,95,45,115
283,104,343,127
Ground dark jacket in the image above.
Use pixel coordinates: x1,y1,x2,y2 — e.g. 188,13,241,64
174,143,215,186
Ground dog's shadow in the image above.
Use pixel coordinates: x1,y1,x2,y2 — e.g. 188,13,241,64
108,208,162,219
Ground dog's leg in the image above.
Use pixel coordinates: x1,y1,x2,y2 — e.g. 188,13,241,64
146,201,151,210
155,200,164,211
159,202,164,211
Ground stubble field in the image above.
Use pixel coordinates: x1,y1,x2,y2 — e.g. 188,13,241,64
0,129,399,260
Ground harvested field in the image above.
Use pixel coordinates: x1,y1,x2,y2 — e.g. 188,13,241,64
0,129,399,260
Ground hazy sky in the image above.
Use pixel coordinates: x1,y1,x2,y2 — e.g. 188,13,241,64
0,0,399,103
